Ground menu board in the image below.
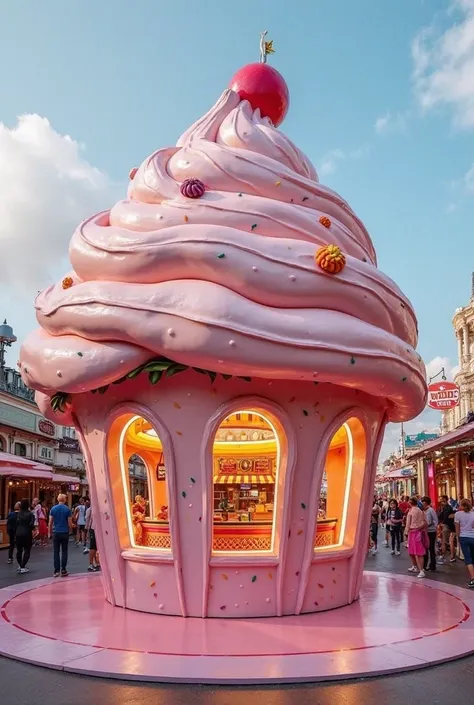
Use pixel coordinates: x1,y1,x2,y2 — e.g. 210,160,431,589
219,458,238,473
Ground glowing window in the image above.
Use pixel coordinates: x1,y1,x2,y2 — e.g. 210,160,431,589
212,409,284,554
108,414,171,551
314,417,366,551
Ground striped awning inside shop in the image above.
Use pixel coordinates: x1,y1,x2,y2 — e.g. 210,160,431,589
213,474,275,485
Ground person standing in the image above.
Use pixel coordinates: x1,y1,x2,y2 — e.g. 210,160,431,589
15,499,36,574
85,505,101,572
405,497,428,578
34,500,48,546
438,495,456,564
49,494,72,578
370,498,381,555
454,499,474,588
422,496,438,572
387,499,403,555
73,497,87,548
6,502,21,565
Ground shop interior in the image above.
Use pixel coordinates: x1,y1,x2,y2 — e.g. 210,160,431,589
118,412,360,553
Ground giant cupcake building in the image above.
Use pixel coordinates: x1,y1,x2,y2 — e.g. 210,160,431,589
20,45,426,618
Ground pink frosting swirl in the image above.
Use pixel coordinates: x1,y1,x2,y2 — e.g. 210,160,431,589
20,89,426,421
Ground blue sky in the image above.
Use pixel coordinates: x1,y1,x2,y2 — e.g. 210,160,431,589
0,0,473,453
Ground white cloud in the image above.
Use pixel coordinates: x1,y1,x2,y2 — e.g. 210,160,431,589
0,114,116,364
319,145,369,177
412,1,474,127
374,110,409,134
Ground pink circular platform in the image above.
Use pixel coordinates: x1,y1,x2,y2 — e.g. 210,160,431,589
1,571,474,683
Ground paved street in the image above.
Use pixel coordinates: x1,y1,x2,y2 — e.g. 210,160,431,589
1,538,474,704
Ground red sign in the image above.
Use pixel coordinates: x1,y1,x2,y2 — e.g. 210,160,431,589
38,419,55,436
219,459,237,473
427,381,460,410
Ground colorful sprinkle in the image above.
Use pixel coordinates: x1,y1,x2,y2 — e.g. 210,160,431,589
402,377,407,382
238,193,243,197
295,571,300,576
303,409,309,416
77,352,83,357
302,196,309,202
251,224,258,230
350,357,356,364
297,529,303,535
153,593,157,598
266,597,271,603
251,575,257,583
319,215,331,228
150,581,156,587
275,180,281,186
62,277,73,290
220,605,226,610
173,402,181,409
190,477,196,483
318,583,324,589
217,253,226,259
176,431,183,436
184,215,189,222
129,167,138,180
182,491,187,498
301,502,306,509
180,178,205,199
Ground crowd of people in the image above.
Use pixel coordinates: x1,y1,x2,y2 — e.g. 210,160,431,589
371,493,474,587
5,495,100,576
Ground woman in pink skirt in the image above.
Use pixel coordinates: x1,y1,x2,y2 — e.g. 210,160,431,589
405,497,427,578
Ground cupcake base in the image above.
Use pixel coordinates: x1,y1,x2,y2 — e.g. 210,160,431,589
71,371,387,618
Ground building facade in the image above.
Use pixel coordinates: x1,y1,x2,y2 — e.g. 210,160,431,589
443,276,474,432
0,365,86,505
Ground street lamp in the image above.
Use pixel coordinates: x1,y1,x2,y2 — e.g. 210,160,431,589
0,319,17,385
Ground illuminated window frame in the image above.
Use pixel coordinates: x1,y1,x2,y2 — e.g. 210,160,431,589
211,408,282,556
119,415,170,552
314,421,354,552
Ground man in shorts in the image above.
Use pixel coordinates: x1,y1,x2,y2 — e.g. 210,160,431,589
85,505,100,572
438,495,456,564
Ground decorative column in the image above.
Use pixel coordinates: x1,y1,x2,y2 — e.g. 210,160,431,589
458,331,463,368
455,452,463,499
463,324,470,369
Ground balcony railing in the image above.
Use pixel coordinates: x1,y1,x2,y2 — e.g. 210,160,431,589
0,368,35,403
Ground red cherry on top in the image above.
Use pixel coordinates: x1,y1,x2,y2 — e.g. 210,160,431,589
229,63,289,127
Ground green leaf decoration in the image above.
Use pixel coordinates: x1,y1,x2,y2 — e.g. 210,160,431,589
237,376,252,382
205,370,217,384
192,367,207,375
97,385,109,395
221,374,232,380
50,392,71,414
149,370,163,385
144,360,172,372
112,376,127,385
127,365,146,379
166,363,187,377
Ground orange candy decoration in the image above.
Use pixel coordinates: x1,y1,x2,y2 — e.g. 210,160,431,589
62,277,73,290
315,245,346,274
319,215,331,228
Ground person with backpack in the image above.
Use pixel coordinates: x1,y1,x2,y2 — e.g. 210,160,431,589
15,499,36,574
6,502,20,565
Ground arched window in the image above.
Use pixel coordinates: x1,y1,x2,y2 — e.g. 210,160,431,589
314,417,366,551
211,408,285,554
108,414,171,551
0,436,4,452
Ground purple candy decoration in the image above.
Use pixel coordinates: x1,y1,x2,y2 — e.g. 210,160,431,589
180,178,206,199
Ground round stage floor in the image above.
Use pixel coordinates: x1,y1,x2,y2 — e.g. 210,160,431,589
0,571,473,683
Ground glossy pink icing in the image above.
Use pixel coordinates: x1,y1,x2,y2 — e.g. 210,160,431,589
20,89,426,422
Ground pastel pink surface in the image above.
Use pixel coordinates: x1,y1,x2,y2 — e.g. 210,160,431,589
1,573,473,683
20,89,426,422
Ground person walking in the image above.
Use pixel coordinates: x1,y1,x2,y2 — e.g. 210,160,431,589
49,494,73,578
15,499,36,574
405,497,428,578
422,496,438,572
454,498,474,588
387,499,403,555
6,502,20,564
